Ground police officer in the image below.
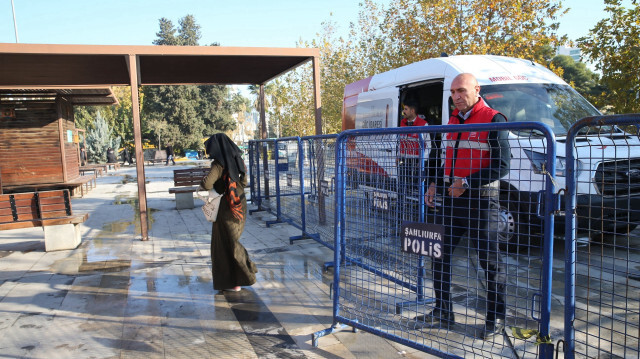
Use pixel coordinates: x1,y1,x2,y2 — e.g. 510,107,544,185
419,73,510,340
398,98,429,220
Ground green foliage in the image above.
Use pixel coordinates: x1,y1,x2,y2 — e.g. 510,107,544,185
578,0,640,114
265,0,570,136
143,15,243,151
177,15,201,46
550,55,605,108
199,85,238,134
85,112,121,163
74,86,140,145
153,18,179,45
249,83,285,137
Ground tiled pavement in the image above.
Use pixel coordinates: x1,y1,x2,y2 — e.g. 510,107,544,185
0,164,436,359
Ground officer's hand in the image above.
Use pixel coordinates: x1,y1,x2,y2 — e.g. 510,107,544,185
426,183,436,207
448,179,466,198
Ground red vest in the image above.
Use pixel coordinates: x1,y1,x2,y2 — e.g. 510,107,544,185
444,100,500,179
399,116,428,157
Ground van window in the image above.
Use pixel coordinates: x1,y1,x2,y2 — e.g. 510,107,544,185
399,82,444,126
481,83,602,136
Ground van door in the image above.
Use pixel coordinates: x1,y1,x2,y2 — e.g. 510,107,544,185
398,81,444,127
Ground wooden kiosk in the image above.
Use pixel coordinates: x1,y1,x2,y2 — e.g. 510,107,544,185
0,88,116,251
0,88,117,196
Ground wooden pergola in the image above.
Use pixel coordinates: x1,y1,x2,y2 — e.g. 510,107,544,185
0,43,322,240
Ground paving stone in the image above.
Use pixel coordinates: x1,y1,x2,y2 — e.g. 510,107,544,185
0,165,439,358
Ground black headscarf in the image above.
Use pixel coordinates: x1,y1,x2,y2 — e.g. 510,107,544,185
204,133,245,183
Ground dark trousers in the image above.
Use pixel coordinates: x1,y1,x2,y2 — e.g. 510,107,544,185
431,192,506,321
398,157,422,195
398,157,424,223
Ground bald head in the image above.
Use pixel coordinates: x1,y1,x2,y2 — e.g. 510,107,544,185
450,73,480,113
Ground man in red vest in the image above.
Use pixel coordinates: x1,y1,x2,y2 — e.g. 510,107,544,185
418,73,510,340
398,98,429,220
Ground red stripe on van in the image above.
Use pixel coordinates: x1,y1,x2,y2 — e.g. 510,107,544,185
343,76,373,99
346,151,389,177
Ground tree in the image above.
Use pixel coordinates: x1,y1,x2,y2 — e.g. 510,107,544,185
276,68,317,137
550,55,605,108
249,83,281,137
266,0,571,136
578,0,640,114
74,86,139,145
153,18,179,45
85,112,121,163
199,84,238,135
143,15,242,151
381,0,568,66
177,15,201,46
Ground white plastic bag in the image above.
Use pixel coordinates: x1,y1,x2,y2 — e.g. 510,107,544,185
197,189,223,222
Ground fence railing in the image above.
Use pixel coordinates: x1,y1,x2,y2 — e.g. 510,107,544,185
564,115,640,359
311,122,557,359
247,114,640,359
248,139,276,215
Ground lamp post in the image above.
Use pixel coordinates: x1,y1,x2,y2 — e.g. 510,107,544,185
11,0,19,43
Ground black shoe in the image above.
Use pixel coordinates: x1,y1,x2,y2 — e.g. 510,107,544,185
414,308,455,324
482,317,505,340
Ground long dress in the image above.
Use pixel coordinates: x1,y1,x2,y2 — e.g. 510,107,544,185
200,161,257,290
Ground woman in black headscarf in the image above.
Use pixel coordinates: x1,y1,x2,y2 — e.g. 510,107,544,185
200,133,257,292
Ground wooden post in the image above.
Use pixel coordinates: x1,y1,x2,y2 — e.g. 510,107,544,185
311,55,326,224
313,55,322,136
128,54,149,241
56,97,68,182
260,84,270,198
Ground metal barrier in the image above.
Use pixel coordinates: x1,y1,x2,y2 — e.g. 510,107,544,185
247,117,640,358
301,135,339,249
248,139,276,215
248,140,258,206
564,115,640,359
271,137,317,243
313,123,558,358
248,136,337,246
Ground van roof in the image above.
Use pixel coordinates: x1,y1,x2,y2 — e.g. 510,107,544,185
346,55,567,99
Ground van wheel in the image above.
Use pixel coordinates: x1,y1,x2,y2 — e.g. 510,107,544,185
498,191,536,251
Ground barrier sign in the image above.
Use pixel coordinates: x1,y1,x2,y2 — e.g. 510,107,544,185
369,190,390,211
320,179,330,197
401,222,443,258
277,162,289,172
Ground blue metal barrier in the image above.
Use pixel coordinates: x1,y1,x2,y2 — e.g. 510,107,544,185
248,140,258,205
564,115,640,359
269,137,319,243
248,139,277,216
301,135,338,249
313,122,557,359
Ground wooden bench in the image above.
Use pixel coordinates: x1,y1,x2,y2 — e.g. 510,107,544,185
65,174,97,197
79,167,99,177
80,164,106,177
105,162,121,171
168,168,209,209
0,189,89,251
1,174,96,198
146,150,167,165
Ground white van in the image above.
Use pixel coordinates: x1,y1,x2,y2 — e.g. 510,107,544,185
342,54,640,245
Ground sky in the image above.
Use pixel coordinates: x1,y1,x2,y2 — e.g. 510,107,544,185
0,0,623,48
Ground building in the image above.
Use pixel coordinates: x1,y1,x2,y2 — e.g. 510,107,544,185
557,46,582,62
